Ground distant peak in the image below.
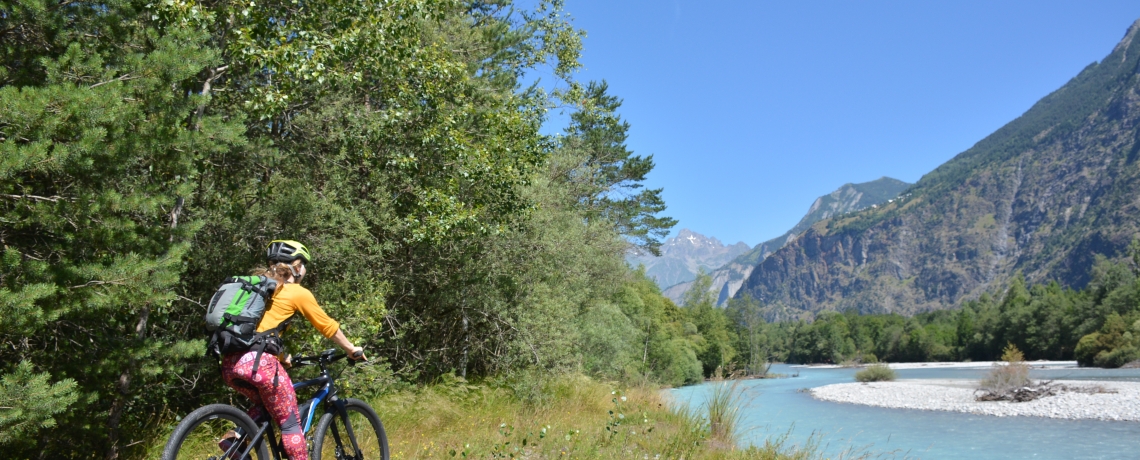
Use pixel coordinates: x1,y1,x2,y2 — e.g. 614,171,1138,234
1112,18,1140,60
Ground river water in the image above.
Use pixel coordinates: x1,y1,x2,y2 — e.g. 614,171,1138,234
669,363,1140,459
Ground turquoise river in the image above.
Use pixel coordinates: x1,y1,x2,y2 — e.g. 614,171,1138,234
670,364,1140,459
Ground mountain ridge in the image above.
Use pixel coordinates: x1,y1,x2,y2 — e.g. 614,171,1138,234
627,229,750,290
661,176,911,305
736,19,1140,319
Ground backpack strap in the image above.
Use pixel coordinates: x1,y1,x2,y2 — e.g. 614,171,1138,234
247,319,292,389
205,330,222,359
224,276,276,299
222,312,261,325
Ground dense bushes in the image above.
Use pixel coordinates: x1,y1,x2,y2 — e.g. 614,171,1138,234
0,0,723,456
854,364,896,382
1074,313,1140,367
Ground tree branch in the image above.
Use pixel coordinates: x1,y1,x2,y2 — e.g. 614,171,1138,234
195,66,228,130
88,73,138,89
0,194,72,202
69,279,128,289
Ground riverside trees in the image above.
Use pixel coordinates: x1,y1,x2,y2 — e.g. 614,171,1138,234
724,253,1140,368
0,0,712,457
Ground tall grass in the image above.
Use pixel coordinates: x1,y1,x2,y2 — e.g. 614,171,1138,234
370,372,835,459
705,379,745,445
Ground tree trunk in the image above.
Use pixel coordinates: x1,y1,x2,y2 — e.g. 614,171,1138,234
105,307,149,460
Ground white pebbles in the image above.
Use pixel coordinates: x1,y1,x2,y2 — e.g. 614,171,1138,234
811,379,1140,421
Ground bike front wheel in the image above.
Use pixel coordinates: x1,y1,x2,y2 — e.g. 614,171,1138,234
312,398,389,460
162,403,272,460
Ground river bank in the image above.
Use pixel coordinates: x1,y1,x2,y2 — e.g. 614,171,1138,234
302,374,815,460
812,378,1140,421
796,360,1075,370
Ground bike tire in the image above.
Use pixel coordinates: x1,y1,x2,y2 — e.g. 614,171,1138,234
162,403,272,460
312,398,390,460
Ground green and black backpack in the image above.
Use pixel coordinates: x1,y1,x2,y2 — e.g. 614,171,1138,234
204,276,283,358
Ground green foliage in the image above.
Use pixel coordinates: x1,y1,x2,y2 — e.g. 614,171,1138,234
726,293,772,376
556,81,677,255
684,272,737,377
0,0,705,454
615,272,703,386
1000,343,1025,363
0,0,240,454
723,255,1140,369
854,364,896,382
0,362,79,445
1074,313,1140,367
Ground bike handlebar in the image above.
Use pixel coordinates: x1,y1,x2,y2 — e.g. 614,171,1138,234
292,348,366,368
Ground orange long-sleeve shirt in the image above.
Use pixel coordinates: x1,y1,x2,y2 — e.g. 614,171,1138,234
257,283,340,338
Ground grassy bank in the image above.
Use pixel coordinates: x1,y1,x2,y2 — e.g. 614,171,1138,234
371,373,824,459
140,372,850,459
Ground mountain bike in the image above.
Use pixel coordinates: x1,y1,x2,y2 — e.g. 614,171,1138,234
162,348,389,460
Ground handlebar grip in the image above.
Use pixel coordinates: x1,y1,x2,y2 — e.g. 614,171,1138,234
351,349,364,360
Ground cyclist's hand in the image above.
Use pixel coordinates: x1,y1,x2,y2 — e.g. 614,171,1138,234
350,346,367,361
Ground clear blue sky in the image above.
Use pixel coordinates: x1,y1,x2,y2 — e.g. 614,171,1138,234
531,1,1140,246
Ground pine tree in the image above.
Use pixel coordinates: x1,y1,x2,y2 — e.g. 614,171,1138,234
556,81,677,255
0,0,241,454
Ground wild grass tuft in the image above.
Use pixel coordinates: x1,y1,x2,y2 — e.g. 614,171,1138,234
854,364,896,382
705,378,745,446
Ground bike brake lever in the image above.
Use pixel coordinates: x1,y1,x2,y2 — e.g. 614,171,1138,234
349,349,368,366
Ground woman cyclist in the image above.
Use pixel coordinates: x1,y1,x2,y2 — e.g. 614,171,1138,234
219,239,365,460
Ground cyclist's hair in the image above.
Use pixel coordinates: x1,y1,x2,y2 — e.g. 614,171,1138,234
253,260,302,287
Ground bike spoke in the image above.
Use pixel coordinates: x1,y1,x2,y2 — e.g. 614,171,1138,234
163,404,272,460
175,420,261,459
316,405,386,460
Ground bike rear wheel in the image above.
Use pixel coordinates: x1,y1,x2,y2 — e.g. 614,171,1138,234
312,398,389,460
162,404,272,460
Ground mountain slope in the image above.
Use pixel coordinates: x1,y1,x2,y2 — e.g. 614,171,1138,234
663,177,911,305
628,229,750,289
737,19,1140,320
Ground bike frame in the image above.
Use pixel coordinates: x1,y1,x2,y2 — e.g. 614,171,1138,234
229,350,363,460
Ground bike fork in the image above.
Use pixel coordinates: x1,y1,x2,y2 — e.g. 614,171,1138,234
330,397,363,459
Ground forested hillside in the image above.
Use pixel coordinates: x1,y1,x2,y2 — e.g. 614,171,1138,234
0,1,745,457
725,252,1140,368
738,19,1140,319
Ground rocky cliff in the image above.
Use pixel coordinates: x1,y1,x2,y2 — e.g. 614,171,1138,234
737,20,1140,319
663,177,911,305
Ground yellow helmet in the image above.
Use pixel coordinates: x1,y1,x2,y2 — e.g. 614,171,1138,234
267,240,312,263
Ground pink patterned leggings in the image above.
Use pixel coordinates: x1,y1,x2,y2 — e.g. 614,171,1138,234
222,351,308,460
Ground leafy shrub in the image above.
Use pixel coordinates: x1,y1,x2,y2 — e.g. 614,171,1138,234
1075,333,1102,367
1000,342,1025,362
1075,314,1140,368
1094,345,1140,368
854,364,896,382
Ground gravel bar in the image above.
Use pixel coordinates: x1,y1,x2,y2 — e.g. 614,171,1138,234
811,379,1140,421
